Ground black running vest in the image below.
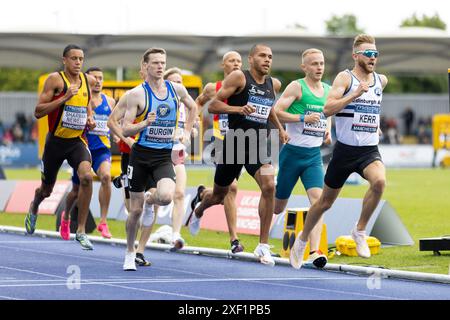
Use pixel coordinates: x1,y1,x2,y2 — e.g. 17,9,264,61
227,70,275,131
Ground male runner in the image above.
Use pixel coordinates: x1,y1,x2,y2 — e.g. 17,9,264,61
274,48,332,268
122,48,197,271
290,34,388,269
187,44,288,266
108,88,154,266
192,51,244,253
25,44,96,250
62,67,115,240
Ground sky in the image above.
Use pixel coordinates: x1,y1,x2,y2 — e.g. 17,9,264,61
1,0,449,35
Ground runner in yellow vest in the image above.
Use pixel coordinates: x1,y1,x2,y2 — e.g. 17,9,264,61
25,44,97,250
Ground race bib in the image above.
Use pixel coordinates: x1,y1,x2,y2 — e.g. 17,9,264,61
219,114,228,135
145,121,175,143
89,114,109,136
245,95,274,124
351,105,380,133
302,112,327,137
61,105,87,130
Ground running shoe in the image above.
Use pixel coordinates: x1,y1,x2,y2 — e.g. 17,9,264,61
290,231,307,270
24,202,38,235
59,214,71,240
75,233,94,250
306,250,328,269
190,185,205,211
135,252,151,267
351,225,371,258
141,200,154,227
97,222,112,239
124,251,137,271
171,232,185,251
112,175,123,188
230,239,244,254
187,203,202,236
253,243,275,267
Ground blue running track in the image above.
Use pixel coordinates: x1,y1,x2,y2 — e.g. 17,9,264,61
0,231,449,300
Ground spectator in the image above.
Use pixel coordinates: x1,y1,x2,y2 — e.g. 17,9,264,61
416,117,432,144
386,117,400,144
11,123,24,142
401,107,415,136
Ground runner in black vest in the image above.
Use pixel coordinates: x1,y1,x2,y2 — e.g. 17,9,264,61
187,44,288,266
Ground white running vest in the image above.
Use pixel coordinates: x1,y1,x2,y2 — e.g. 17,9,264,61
335,70,383,146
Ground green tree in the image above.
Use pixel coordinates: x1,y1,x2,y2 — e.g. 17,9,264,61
0,68,51,91
325,14,364,36
400,13,446,30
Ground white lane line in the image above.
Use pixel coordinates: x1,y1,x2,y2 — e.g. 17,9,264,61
0,276,370,283
0,241,67,244
0,295,24,300
0,244,218,278
245,279,404,300
0,265,214,300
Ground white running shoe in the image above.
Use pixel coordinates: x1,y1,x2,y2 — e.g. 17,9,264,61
253,243,275,267
290,232,307,270
306,250,328,269
141,201,154,227
123,251,137,271
188,203,202,236
351,226,371,258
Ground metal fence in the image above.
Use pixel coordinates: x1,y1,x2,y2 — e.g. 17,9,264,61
0,92,37,125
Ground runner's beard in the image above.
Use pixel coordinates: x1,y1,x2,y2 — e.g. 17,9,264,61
358,59,375,73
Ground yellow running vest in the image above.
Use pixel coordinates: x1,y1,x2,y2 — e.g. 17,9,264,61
53,72,90,139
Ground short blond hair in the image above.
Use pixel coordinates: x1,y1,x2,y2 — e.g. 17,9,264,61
353,34,375,50
163,67,182,80
301,48,323,63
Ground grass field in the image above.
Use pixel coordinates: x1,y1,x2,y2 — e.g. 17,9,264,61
1,167,450,275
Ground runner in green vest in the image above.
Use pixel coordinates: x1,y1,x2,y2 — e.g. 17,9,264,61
274,48,332,268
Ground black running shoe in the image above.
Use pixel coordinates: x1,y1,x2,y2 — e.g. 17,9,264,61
135,253,151,267
230,239,244,254
186,185,205,227
112,175,123,189
190,185,205,211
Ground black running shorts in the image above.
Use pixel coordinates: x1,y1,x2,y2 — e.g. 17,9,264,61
127,144,176,193
214,132,271,187
41,134,91,186
324,141,383,189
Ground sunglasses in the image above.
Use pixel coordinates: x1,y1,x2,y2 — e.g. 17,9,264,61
355,50,379,58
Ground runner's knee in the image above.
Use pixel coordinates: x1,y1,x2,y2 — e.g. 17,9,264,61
100,173,111,186
174,189,184,203
39,186,53,198
260,180,275,198
157,191,173,206
228,182,238,196
371,178,386,194
79,172,93,186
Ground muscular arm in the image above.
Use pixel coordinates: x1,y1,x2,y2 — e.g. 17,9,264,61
379,74,388,90
272,77,282,94
34,73,67,119
122,88,148,137
274,81,302,123
195,82,215,114
323,71,356,117
209,70,247,115
107,94,127,139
